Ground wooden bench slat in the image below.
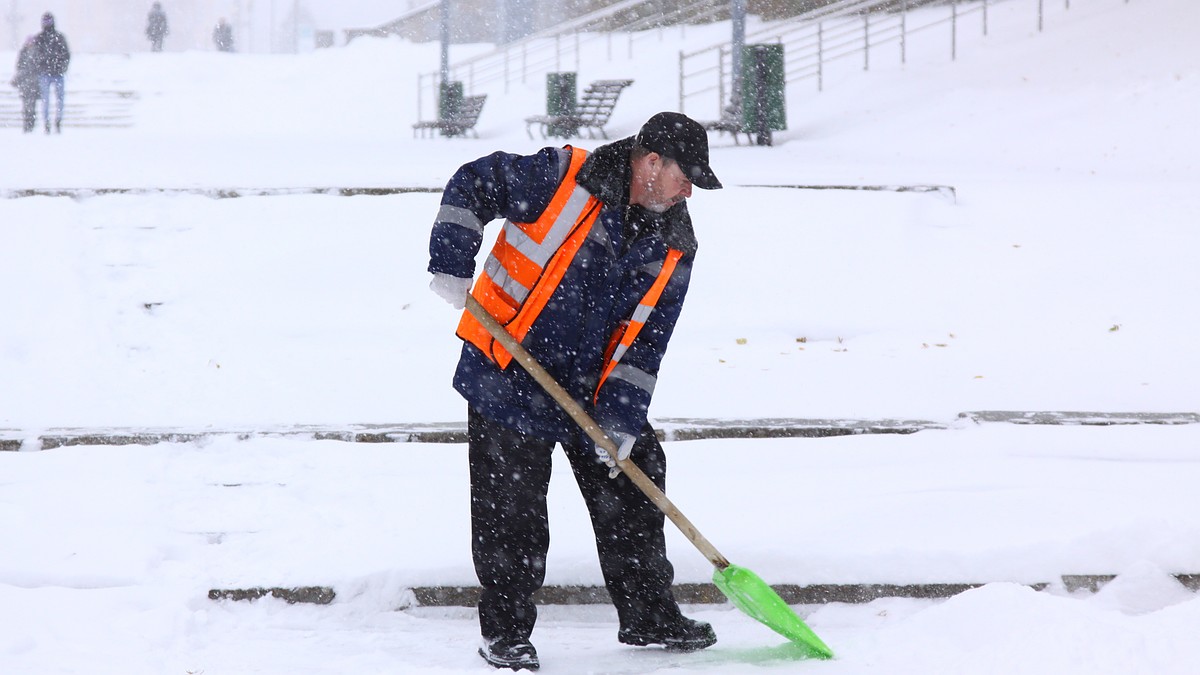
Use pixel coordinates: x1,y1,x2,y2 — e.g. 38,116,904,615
413,94,488,139
524,79,634,140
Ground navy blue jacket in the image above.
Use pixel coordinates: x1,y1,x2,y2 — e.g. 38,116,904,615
428,138,698,443
33,27,69,76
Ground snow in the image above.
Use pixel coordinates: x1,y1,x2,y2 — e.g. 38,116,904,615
2,0,1199,672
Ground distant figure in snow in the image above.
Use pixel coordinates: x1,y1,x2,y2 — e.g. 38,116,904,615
146,2,169,52
10,35,41,133
32,12,70,134
213,18,234,52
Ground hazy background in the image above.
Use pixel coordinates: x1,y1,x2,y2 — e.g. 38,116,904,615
4,0,420,53
2,0,623,54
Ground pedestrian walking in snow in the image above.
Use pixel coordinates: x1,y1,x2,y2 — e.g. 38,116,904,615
32,12,69,134
213,18,234,52
10,35,40,133
146,2,168,52
427,111,722,671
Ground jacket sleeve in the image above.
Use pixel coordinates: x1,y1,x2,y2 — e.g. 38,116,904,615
592,253,694,445
427,147,563,279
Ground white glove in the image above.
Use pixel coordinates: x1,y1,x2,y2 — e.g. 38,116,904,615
429,273,471,310
594,430,636,479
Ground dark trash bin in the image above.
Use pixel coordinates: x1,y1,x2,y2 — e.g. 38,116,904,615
741,44,786,146
546,72,577,138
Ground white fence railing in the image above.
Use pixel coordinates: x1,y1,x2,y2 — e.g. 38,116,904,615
415,0,727,122
679,0,1132,120
412,0,1131,125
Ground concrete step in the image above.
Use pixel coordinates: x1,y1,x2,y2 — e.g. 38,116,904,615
4,411,1196,452
0,89,138,129
209,573,1200,607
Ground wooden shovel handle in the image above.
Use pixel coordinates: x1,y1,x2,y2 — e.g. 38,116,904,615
464,295,730,570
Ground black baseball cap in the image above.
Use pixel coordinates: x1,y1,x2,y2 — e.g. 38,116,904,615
635,111,722,190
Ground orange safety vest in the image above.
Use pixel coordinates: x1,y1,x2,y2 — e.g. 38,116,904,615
456,147,600,368
593,248,682,403
456,147,684,384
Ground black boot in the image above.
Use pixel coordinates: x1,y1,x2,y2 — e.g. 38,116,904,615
478,638,540,671
619,616,717,652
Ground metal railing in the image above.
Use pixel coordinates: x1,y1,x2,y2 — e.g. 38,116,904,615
414,0,728,122
680,0,969,117
679,0,1130,120
410,0,1130,125
345,1,441,41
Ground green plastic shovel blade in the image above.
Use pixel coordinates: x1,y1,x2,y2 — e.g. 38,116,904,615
712,564,834,660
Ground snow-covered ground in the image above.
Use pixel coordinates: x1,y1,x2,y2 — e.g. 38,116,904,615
1,0,1198,672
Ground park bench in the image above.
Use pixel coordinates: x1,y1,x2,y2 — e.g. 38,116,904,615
702,104,752,145
525,79,634,140
412,94,488,139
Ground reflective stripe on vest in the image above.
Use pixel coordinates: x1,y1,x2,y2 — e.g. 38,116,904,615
455,147,602,368
593,248,683,404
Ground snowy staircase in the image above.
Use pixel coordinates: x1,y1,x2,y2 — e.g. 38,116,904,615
0,88,137,129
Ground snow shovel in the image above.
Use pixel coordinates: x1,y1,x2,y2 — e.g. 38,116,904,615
464,296,834,659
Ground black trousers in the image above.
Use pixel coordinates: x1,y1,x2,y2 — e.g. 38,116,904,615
468,406,684,642
20,95,37,132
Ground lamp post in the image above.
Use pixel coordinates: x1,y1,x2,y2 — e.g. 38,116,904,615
439,0,450,85
730,0,746,117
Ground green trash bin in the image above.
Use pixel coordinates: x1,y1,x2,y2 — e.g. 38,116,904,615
740,44,786,146
439,81,464,136
545,72,577,138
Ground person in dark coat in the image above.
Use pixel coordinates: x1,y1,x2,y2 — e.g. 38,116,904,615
427,112,723,671
10,36,40,133
32,12,70,134
146,3,168,52
212,18,234,52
